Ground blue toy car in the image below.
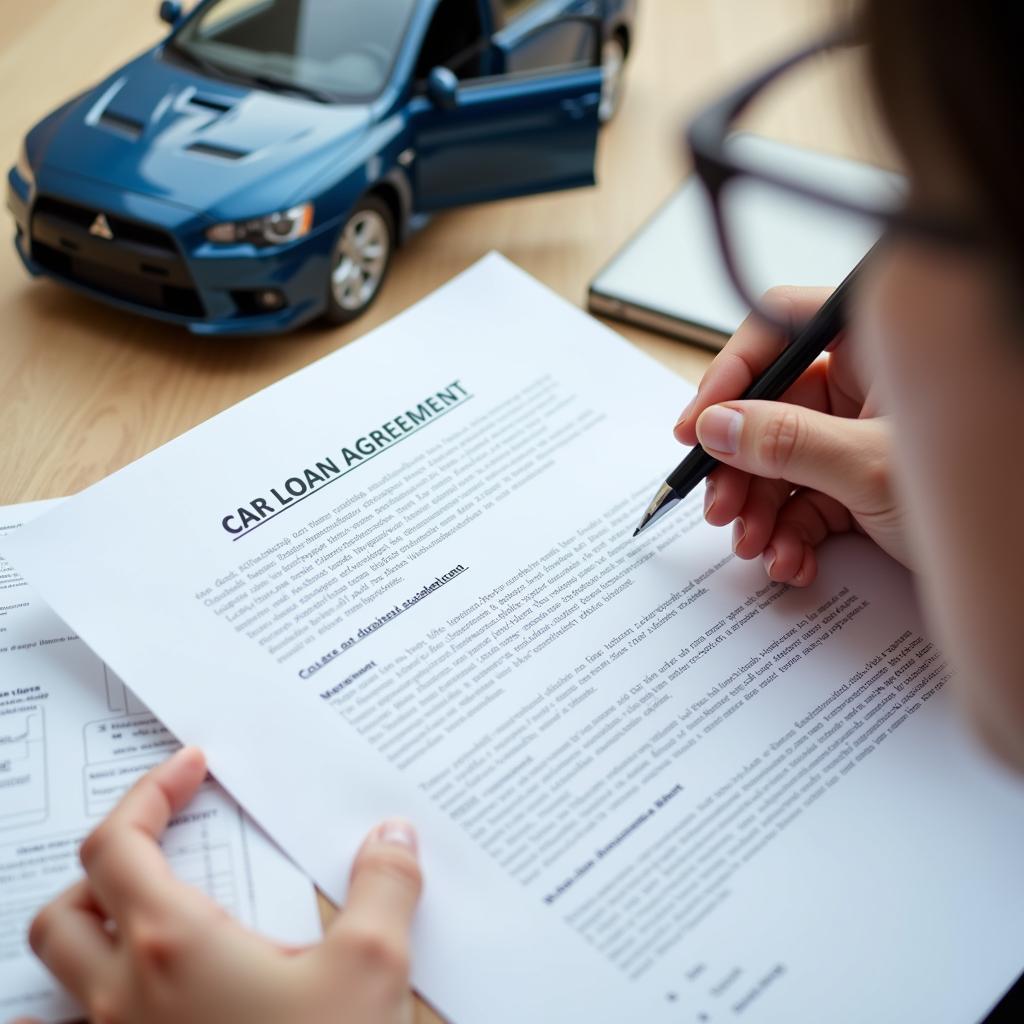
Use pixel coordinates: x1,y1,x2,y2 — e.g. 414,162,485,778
7,0,635,335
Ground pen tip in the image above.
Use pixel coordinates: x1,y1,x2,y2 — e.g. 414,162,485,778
632,528,640,538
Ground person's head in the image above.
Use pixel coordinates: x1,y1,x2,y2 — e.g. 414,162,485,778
856,2,1024,767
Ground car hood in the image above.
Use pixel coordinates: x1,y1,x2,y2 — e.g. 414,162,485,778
36,49,373,220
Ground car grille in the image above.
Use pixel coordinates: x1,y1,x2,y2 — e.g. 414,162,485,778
30,196,205,318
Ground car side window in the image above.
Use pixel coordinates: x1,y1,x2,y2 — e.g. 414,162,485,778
503,17,600,77
497,0,540,19
414,0,487,81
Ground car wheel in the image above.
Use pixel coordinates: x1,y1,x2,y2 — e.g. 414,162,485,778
324,195,394,324
599,35,627,123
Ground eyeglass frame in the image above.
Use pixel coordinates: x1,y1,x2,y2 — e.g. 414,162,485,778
685,28,981,329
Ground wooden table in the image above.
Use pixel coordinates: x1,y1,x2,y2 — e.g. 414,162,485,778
0,3,867,1020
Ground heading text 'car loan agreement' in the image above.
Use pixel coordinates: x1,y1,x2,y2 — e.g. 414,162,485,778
7,255,1024,1024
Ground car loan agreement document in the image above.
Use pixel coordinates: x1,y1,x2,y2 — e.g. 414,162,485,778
7,254,1024,1023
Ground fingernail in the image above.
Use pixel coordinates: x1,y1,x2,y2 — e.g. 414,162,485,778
732,518,745,552
703,479,716,517
763,546,777,574
675,396,696,428
375,819,418,853
696,406,743,455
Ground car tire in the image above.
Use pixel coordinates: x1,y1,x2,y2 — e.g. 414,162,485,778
599,34,627,123
324,195,395,325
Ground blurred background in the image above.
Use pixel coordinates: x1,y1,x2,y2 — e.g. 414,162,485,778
0,0,868,503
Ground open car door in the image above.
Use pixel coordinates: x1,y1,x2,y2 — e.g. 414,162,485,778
409,15,602,210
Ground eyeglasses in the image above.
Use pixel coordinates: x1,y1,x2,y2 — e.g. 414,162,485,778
686,29,980,330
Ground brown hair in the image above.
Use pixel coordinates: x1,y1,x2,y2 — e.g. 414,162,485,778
863,2,1024,250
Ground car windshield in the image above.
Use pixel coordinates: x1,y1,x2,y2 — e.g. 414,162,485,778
171,0,416,101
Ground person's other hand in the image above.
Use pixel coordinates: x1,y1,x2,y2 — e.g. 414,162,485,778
674,287,909,587
22,747,421,1024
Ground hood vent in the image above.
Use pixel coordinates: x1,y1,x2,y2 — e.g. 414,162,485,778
99,111,144,139
189,95,233,113
187,141,249,161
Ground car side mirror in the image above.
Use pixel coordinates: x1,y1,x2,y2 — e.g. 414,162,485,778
426,67,459,111
158,1,183,26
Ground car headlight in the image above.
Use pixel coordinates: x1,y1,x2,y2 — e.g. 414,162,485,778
206,202,314,247
15,141,34,187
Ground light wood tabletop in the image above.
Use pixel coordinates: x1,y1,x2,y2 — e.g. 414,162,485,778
0,2,873,1020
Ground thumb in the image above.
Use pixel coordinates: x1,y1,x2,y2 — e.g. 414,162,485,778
695,401,891,514
332,819,422,960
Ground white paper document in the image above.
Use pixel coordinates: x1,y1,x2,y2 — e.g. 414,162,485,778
0,500,322,1023
6,255,1024,1023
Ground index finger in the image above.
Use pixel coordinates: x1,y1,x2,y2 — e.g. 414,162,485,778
79,746,208,923
674,286,833,446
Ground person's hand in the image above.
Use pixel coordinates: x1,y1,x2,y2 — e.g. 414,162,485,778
21,748,421,1024
674,287,909,587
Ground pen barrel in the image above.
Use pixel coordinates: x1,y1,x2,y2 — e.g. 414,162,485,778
666,447,719,493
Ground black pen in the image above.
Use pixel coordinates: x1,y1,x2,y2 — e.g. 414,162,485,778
632,257,864,537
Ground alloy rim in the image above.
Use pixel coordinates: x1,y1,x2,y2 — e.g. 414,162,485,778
331,208,389,311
